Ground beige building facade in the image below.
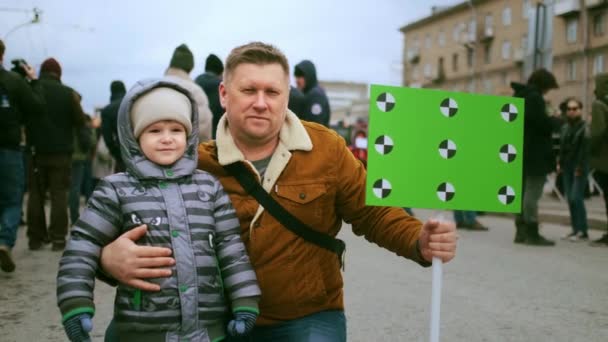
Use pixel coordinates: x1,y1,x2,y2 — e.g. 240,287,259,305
401,0,608,113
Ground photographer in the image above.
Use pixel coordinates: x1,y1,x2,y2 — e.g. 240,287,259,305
0,39,46,272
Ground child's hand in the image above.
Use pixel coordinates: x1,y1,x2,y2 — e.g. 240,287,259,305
227,310,258,337
63,313,93,342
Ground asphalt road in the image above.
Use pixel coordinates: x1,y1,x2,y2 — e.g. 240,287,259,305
1,211,606,341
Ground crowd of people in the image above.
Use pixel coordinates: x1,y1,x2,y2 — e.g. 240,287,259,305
0,35,606,342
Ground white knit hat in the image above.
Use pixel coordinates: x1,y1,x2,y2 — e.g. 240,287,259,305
130,87,193,138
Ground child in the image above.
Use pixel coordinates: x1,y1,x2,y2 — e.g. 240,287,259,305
56,79,261,342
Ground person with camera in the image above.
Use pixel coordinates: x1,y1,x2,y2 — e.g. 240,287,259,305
0,39,46,272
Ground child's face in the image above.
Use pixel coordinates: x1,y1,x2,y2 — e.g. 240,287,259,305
139,120,187,166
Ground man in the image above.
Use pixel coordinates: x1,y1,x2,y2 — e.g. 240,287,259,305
26,57,86,251
0,39,46,272
99,42,457,341
293,59,331,127
511,68,562,246
164,44,213,142
589,73,608,246
195,53,224,138
100,80,127,172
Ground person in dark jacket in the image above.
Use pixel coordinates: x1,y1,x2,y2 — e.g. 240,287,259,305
0,39,46,272
195,53,224,138
511,68,561,246
589,73,608,246
25,57,86,252
101,80,126,172
558,98,590,241
293,60,331,126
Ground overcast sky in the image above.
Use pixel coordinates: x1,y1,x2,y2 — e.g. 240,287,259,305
1,0,459,113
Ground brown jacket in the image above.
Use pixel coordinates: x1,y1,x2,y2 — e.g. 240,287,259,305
198,110,429,325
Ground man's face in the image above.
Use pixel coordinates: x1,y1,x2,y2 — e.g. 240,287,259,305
220,63,289,145
566,100,582,120
296,76,306,91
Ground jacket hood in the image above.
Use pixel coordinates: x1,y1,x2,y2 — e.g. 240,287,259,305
110,89,126,102
594,73,608,100
510,81,540,97
117,78,199,179
295,60,318,92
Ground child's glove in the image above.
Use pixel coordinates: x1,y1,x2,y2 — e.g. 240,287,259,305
63,313,93,342
227,310,258,337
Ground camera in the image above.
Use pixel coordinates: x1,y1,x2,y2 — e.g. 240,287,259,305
10,59,29,78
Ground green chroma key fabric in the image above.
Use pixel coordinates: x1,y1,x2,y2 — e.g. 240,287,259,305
366,85,524,213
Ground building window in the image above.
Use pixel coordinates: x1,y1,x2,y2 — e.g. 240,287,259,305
439,30,446,47
452,53,459,72
424,63,432,78
468,19,477,41
593,13,605,37
412,66,419,80
485,14,493,31
468,79,476,93
501,71,509,86
521,35,528,51
566,60,577,81
483,79,494,94
566,18,578,43
425,34,432,49
467,48,474,68
522,0,531,19
594,54,604,75
502,7,512,26
484,44,492,64
502,40,511,60
453,23,461,42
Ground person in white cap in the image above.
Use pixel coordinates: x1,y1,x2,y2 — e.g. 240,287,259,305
56,79,260,342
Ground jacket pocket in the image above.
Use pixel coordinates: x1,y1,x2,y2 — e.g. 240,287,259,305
274,182,330,225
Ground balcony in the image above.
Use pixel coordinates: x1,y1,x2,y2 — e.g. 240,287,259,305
554,0,580,16
586,0,607,8
407,50,420,64
481,26,494,43
460,31,476,49
513,49,524,64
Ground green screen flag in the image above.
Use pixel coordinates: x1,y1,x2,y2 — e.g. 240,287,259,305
366,85,524,214
366,84,525,342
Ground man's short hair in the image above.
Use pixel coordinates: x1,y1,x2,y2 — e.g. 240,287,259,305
224,42,289,81
527,68,559,93
0,39,5,60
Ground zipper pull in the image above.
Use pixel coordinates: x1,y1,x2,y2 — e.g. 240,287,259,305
208,233,214,248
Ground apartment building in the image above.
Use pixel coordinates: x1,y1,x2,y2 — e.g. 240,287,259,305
401,0,608,112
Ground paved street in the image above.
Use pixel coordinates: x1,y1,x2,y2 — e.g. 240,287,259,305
1,200,607,341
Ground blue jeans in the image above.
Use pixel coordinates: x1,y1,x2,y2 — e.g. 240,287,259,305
228,310,346,342
0,148,25,248
562,169,588,234
106,310,346,342
69,160,86,224
453,210,476,225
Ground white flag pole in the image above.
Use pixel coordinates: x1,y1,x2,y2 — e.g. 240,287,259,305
430,256,442,342
429,212,446,342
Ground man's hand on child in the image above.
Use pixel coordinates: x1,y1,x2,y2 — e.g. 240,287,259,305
63,313,93,342
227,310,258,337
100,224,175,291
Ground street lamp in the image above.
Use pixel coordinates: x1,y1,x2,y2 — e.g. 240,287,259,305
2,7,42,40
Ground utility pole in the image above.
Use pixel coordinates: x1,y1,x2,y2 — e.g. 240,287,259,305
580,0,590,115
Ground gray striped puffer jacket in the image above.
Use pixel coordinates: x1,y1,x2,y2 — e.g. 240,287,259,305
56,79,260,342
